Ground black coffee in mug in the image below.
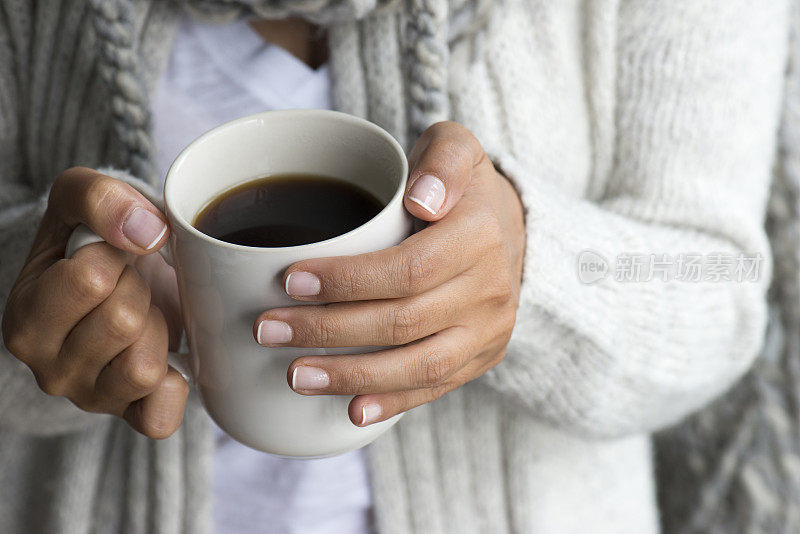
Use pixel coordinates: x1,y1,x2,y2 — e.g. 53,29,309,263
193,173,384,247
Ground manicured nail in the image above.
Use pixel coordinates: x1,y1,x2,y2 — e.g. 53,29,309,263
292,366,330,391
360,403,382,426
285,271,321,297
123,207,167,250
408,174,446,215
256,320,293,345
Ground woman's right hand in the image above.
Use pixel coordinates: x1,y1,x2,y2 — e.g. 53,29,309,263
1,167,189,439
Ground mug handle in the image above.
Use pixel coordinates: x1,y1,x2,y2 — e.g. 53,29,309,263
64,223,193,385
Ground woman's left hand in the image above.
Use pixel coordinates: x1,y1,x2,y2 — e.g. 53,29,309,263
253,122,526,426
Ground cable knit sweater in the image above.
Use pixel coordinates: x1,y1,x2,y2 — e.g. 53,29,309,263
0,1,790,533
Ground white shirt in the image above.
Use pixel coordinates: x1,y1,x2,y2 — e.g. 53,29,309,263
150,15,373,534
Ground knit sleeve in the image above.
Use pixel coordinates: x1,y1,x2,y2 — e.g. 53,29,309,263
0,168,162,436
479,0,789,438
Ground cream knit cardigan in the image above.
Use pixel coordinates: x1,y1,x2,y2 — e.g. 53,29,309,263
0,1,790,533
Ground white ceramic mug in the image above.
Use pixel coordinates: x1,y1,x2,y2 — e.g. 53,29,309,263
65,110,412,457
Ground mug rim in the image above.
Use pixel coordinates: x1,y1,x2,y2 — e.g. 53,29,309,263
162,109,409,252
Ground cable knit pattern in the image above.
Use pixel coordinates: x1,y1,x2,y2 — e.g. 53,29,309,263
89,0,156,182
0,0,793,533
405,0,450,137
183,0,400,23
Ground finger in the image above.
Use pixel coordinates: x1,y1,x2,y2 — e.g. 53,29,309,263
286,327,474,395
256,279,468,347
282,201,490,302
347,351,502,426
2,242,128,363
133,253,182,350
94,305,169,407
123,368,188,439
49,166,169,254
404,121,487,221
58,265,151,381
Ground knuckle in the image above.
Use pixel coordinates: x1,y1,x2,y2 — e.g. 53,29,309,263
423,121,480,157
35,369,71,397
105,300,146,341
75,397,108,414
389,303,423,345
484,294,517,344
122,266,152,301
421,121,449,142
53,168,73,188
2,296,41,362
426,121,452,135
141,381,188,440
428,135,473,164
166,373,191,401
426,121,464,139
419,350,453,387
400,246,431,295
2,321,32,361
51,167,86,199
428,381,455,402
471,218,505,261
83,176,118,213
331,264,367,298
494,349,508,366
123,349,166,392
176,375,191,399
343,364,373,393
490,275,515,307
502,303,518,331
2,331,23,359
310,313,339,346
141,414,179,440
478,350,507,377
57,166,91,183
497,318,516,345
69,260,116,303
482,213,506,248
481,259,516,309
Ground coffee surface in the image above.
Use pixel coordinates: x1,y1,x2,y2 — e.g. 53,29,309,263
193,174,383,247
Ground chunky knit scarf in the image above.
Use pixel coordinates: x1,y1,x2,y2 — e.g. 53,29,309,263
183,0,400,23
88,0,476,183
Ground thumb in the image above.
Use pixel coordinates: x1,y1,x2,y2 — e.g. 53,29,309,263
404,121,486,222
50,167,169,254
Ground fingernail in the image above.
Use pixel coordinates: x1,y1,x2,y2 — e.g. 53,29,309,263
256,320,293,345
292,366,330,391
408,174,446,215
285,271,321,297
123,207,167,250
360,403,382,426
